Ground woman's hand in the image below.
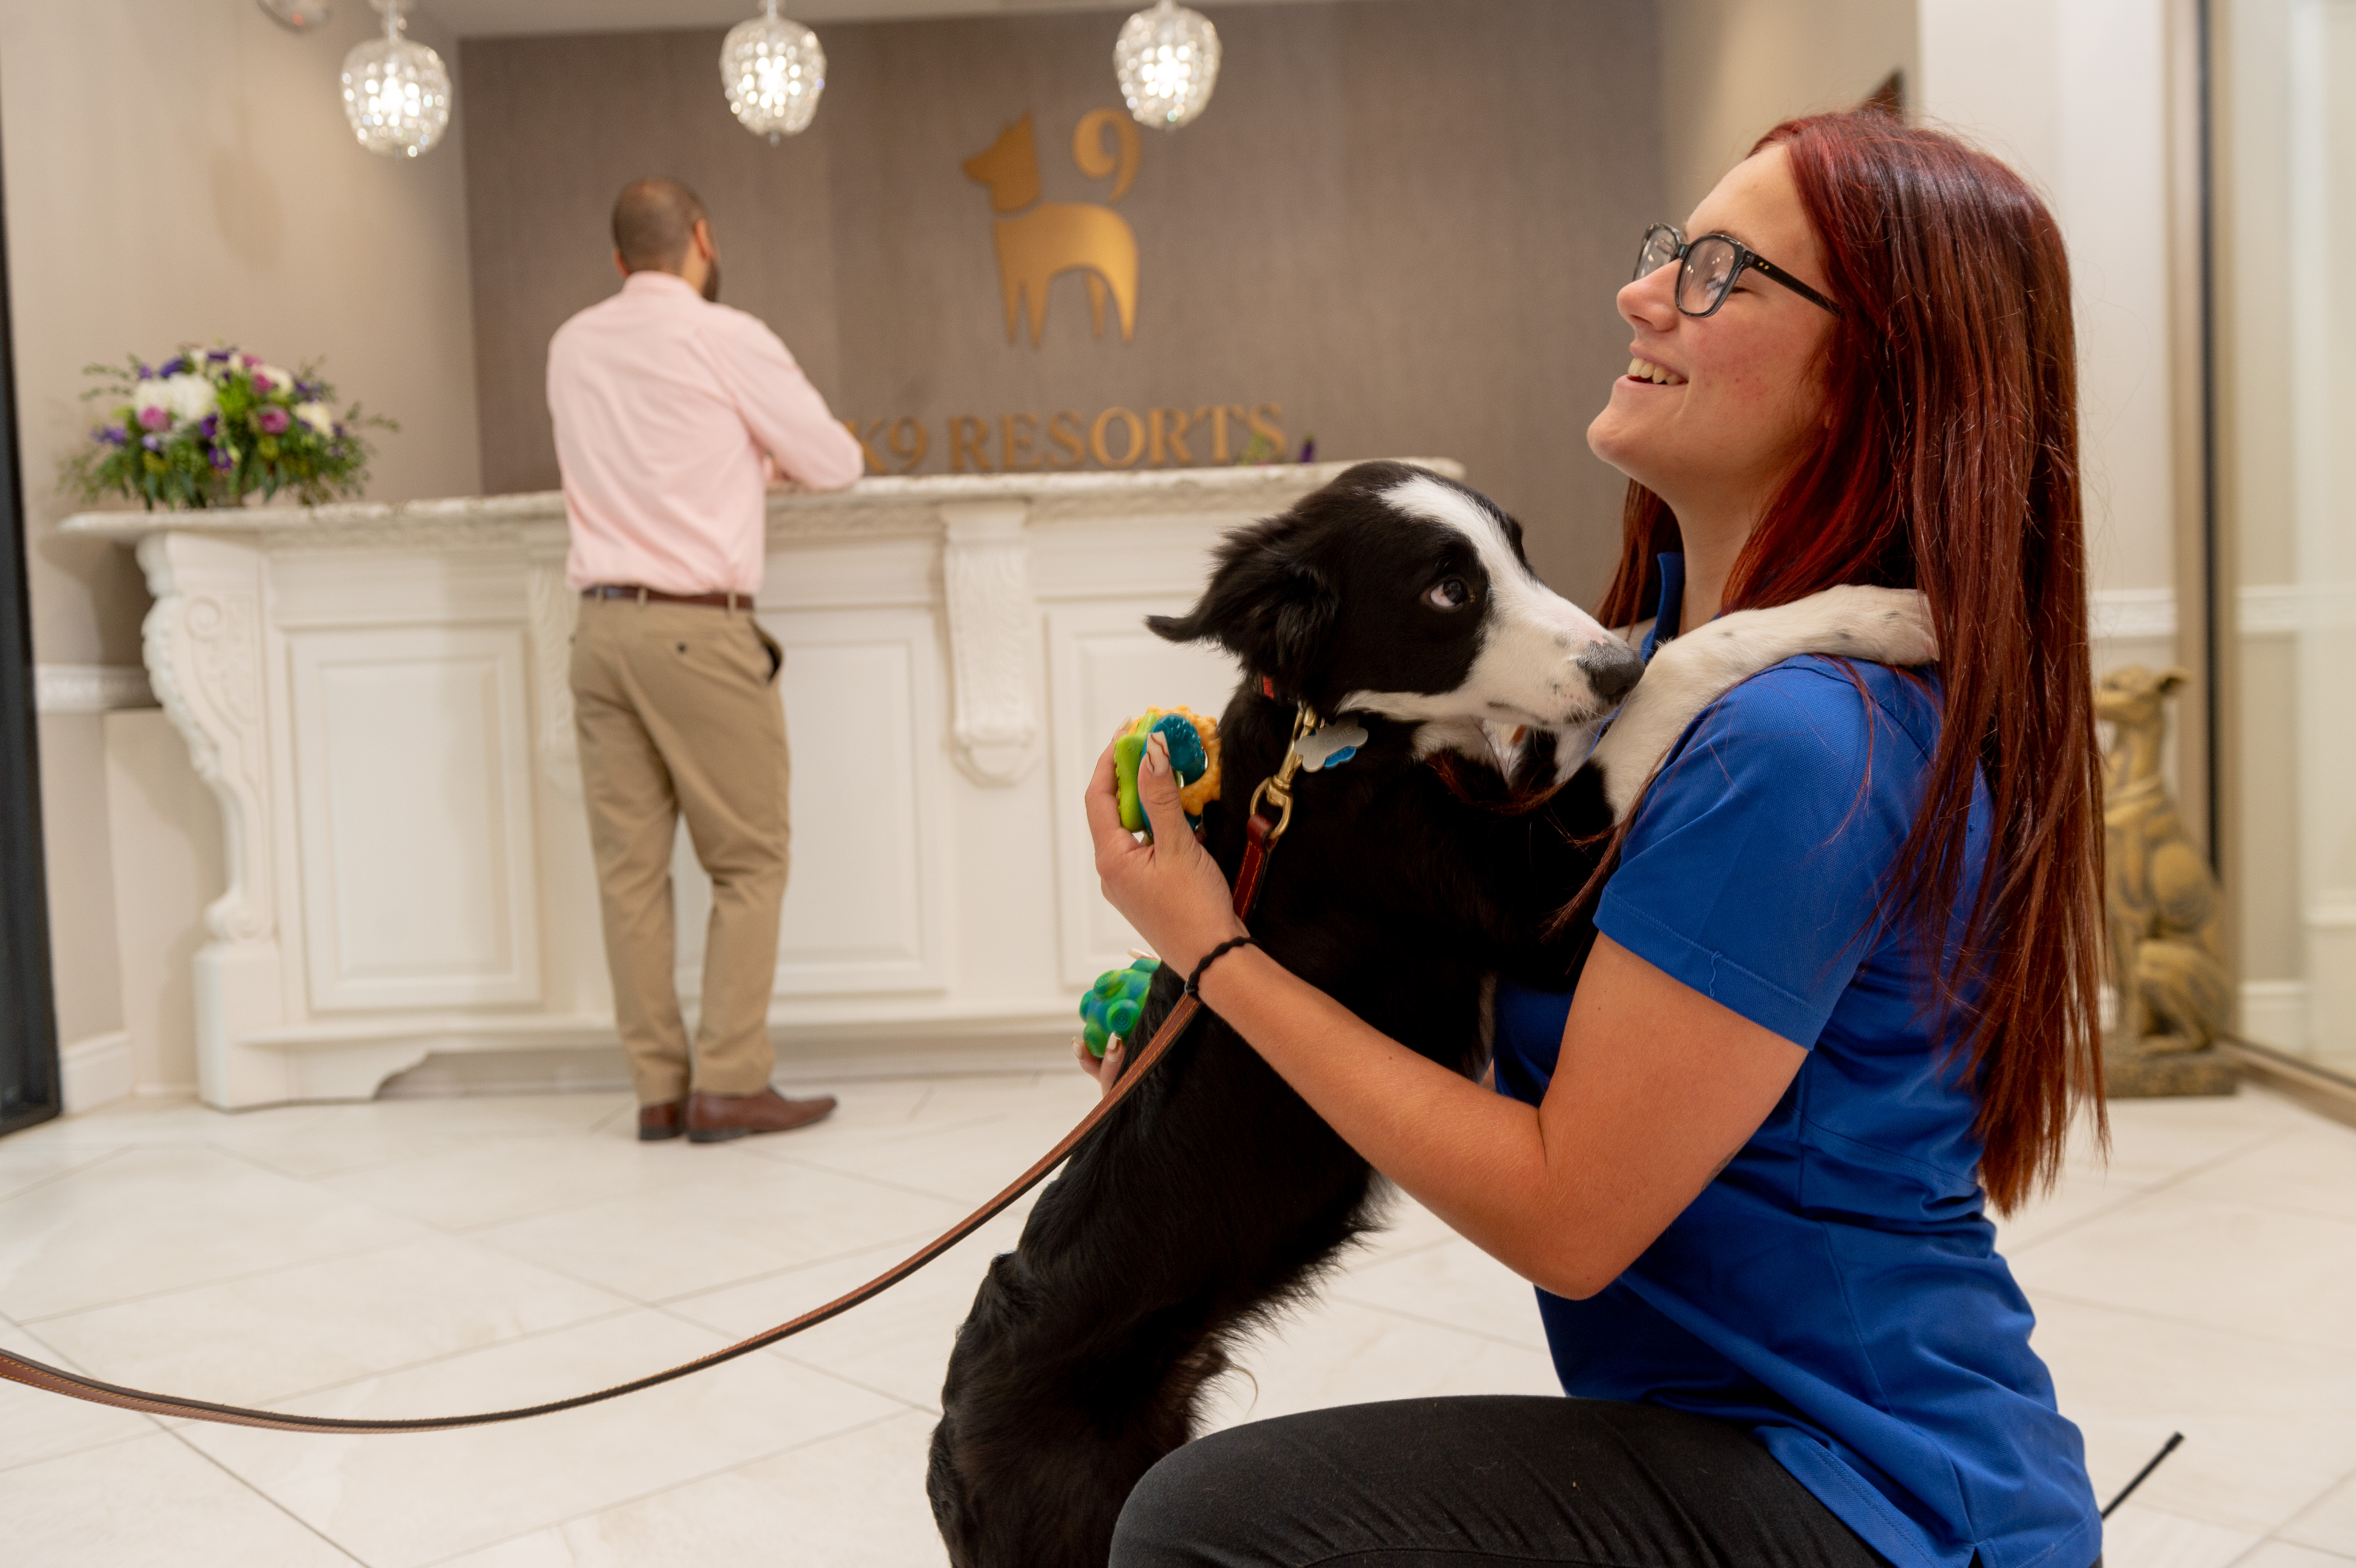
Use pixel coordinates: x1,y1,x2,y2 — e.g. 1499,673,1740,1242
1083,728,1246,978
1072,1033,1126,1100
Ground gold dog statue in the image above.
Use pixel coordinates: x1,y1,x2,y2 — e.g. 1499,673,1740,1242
963,110,1140,346
2098,665,2235,1096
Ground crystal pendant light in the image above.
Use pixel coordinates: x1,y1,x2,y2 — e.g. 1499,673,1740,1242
1114,0,1222,131
720,0,827,145
340,0,451,159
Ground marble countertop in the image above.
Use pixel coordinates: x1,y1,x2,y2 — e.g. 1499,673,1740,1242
59,459,1466,544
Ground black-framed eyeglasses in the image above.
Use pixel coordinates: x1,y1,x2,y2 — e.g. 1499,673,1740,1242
1634,223,1842,319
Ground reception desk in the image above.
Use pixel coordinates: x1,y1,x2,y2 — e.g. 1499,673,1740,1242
65,463,1457,1109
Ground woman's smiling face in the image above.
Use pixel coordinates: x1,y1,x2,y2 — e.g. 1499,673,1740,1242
1586,145,1838,522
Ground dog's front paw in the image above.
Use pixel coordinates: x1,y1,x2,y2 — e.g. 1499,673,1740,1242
1812,585,1938,667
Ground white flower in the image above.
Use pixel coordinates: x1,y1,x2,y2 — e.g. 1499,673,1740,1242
251,363,297,396
295,401,335,436
163,373,217,422
131,380,172,425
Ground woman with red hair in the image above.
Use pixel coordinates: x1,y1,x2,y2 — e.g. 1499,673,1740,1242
1088,109,2106,1568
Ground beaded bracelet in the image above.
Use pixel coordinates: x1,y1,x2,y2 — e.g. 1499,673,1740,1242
1184,937,1257,1000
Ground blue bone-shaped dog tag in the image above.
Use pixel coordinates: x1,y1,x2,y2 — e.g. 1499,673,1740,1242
1297,719,1368,773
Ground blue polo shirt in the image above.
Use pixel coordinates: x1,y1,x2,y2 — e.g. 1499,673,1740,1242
1492,557,2099,1568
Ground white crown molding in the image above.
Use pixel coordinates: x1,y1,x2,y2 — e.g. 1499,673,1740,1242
33,664,157,714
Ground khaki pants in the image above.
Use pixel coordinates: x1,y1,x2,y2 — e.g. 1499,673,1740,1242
572,596,790,1105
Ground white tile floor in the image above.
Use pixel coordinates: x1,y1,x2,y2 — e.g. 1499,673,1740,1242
2,1067,2352,1567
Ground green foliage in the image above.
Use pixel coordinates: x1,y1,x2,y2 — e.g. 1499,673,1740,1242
58,346,397,512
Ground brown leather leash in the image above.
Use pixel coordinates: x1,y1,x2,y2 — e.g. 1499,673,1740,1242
0,705,1323,1436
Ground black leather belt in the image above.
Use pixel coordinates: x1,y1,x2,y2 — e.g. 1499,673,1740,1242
582,585,751,610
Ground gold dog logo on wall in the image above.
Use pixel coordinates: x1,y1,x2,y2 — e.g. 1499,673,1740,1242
963,109,1142,345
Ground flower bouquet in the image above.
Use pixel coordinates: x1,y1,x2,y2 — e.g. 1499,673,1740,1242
59,347,395,511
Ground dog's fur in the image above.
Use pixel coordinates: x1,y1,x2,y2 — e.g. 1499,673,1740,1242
926,463,1935,1567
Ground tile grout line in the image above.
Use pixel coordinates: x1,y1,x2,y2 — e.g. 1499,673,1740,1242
405,1408,923,1568
223,1126,625,1185
642,1225,998,1313
742,1107,1025,1157
753,1144,1048,1208
2265,1450,2356,1558
1321,1288,1556,1357
174,1301,652,1417
5,1312,361,1564
2027,1285,2356,1362
420,1146,786,1238
211,1204,978,1417
198,1117,762,1239
0,1311,199,1477
2244,1543,2356,1566
13,1229,454,1327
0,1143,137,1208
162,1422,378,1567
0,1423,159,1478
2003,1126,2314,1257
763,1343,945,1417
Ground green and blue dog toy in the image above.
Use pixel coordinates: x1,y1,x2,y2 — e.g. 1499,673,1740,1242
1112,706,1222,838
1079,957,1161,1059
1081,705,1223,1057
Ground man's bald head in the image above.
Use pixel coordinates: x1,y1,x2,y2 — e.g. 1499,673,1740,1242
611,178,707,274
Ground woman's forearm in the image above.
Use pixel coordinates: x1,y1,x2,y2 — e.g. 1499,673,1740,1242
1191,936,1809,1299
1192,945,1604,1296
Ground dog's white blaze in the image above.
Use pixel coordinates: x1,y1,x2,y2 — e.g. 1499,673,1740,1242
1586,584,1939,821
1336,475,1630,730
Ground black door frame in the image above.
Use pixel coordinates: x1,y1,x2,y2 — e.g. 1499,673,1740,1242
0,104,62,1138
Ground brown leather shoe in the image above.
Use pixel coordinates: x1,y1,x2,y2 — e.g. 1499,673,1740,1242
638,1099,688,1141
686,1087,838,1143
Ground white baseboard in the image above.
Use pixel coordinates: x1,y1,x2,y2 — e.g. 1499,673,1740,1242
2240,981,2307,1053
373,1033,1073,1100
59,1031,135,1114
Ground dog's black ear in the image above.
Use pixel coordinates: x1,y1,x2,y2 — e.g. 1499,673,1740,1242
1145,514,1338,695
1494,505,1530,569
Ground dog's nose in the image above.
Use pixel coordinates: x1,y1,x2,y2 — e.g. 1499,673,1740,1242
1577,642,1645,706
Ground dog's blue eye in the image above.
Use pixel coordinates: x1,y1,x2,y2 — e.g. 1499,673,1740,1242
1426,578,1472,610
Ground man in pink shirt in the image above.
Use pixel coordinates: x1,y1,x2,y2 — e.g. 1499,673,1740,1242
552,177,865,1144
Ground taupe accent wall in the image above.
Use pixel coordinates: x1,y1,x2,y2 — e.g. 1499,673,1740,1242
462,0,1660,595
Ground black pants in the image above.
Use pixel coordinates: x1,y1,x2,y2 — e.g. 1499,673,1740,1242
1110,1396,1891,1568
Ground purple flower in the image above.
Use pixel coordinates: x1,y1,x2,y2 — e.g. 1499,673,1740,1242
137,406,171,432
141,434,162,452
199,413,219,439
253,406,290,434
208,445,233,471
95,425,127,445
161,356,189,376
205,349,231,364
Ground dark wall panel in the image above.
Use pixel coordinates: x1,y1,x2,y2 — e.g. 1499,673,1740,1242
462,0,1660,597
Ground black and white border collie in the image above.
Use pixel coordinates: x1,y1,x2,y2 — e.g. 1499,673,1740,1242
927,462,1933,1568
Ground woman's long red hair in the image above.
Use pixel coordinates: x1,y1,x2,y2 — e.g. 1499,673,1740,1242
1596,112,2106,1214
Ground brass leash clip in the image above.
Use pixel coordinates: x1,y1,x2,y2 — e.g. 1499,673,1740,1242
1245,701,1322,845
